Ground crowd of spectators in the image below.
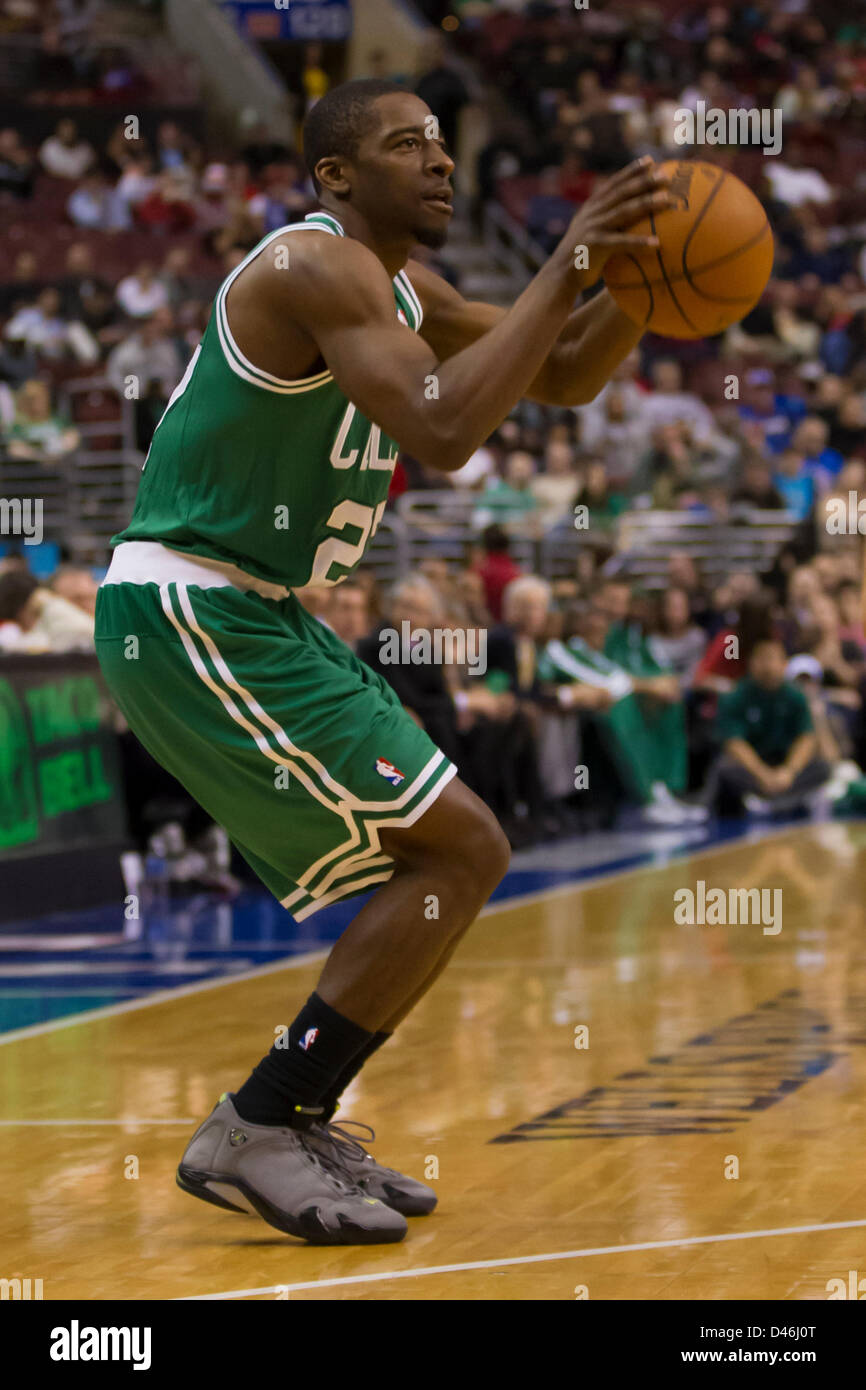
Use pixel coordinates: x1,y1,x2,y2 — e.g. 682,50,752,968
0,106,316,471
2,0,866,855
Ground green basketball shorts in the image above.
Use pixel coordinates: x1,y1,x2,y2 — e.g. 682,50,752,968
95,543,457,920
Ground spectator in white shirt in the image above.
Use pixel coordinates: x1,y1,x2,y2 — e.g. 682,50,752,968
38,118,95,181
449,445,497,490
638,359,718,448
4,288,98,365
0,571,94,654
115,154,157,213
764,145,834,207
116,262,170,320
530,440,579,530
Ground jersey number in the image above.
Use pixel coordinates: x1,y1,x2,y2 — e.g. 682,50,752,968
310,499,387,586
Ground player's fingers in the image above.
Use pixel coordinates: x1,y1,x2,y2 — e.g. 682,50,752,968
592,165,671,213
600,189,676,228
591,233,661,249
598,154,657,189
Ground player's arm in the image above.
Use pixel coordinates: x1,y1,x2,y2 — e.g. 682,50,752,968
283,158,672,472
409,263,644,408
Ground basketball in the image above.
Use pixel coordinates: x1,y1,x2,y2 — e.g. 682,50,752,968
604,160,774,339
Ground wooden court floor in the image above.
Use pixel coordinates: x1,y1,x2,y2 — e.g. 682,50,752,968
3,822,866,1301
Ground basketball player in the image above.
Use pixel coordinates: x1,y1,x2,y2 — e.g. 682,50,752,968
94,80,674,1245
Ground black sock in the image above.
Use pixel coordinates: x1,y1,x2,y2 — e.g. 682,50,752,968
319,1030,391,1123
233,993,373,1129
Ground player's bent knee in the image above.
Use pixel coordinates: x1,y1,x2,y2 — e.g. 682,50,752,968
449,801,510,896
381,778,510,896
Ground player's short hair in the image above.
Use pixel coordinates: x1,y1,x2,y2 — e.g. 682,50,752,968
303,78,407,195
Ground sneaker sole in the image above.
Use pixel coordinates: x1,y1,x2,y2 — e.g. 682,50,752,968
176,1165,406,1245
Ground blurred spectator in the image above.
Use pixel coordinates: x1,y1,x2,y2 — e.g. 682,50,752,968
116,262,170,320
115,155,157,217
573,457,627,531
0,571,94,653
0,331,39,390
529,438,578,529
471,524,523,622
38,118,95,181
540,601,704,825
106,309,183,451
473,449,539,530
763,145,833,207
791,416,844,488
4,287,98,365
327,580,369,650
647,588,708,688
247,160,309,234
730,456,787,511
636,360,718,448
67,170,130,231
135,168,197,234
51,565,98,616
0,127,34,199
706,638,830,814
772,447,816,520
155,120,197,172
4,379,80,462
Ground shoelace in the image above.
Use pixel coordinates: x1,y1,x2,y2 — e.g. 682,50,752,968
296,1129,357,1192
306,1119,377,1181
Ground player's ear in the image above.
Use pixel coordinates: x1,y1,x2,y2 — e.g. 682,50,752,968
315,156,351,201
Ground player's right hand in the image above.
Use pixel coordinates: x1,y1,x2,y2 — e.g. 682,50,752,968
554,156,677,292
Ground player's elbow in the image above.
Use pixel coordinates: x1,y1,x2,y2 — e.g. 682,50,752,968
561,377,602,408
415,420,471,474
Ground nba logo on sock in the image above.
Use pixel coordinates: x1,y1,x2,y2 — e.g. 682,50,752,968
375,757,405,786
299,1027,319,1051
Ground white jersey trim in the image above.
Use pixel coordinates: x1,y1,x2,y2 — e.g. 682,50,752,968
215,212,423,394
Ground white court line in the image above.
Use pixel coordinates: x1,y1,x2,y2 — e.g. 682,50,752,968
0,1118,197,1127
179,1216,866,1300
0,820,820,1050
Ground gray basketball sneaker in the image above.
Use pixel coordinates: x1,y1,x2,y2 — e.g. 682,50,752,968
307,1119,437,1216
176,1095,407,1245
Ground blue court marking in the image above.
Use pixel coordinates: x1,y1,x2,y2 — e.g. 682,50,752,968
0,815,844,1036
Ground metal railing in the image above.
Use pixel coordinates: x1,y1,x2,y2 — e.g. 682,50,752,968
480,199,546,285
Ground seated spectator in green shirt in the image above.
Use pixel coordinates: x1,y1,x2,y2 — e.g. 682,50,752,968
473,450,539,532
572,458,627,533
4,379,80,462
706,637,830,815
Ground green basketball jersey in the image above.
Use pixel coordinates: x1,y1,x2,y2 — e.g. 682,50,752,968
112,211,424,588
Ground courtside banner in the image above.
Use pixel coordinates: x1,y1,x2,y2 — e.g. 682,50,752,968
0,654,127,919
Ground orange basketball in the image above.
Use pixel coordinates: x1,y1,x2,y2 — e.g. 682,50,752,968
604,160,774,339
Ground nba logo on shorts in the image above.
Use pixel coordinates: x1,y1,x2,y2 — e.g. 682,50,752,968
397,307,409,326
375,757,405,786
299,1027,319,1051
